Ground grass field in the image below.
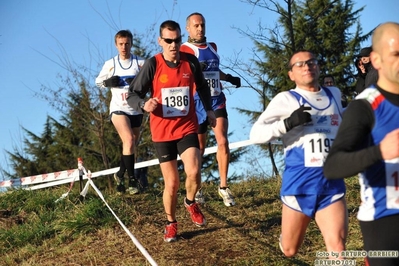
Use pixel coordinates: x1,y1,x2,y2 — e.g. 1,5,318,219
0,175,366,266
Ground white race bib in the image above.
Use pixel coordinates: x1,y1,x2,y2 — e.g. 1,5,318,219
303,115,337,167
385,158,399,209
161,86,190,117
204,71,221,96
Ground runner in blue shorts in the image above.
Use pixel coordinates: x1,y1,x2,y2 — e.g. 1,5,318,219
325,22,399,266
250,50,347,259
181,13,241,207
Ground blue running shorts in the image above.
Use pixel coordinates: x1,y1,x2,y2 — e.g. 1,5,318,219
281,193,345,218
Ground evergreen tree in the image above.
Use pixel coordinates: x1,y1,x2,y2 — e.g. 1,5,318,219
3,72,117,189
4,117,58,178
2,19,245,187
235,0,371,171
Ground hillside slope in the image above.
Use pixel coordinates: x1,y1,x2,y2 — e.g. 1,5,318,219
0,177,365,266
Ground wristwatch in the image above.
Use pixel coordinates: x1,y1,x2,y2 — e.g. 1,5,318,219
139,100,145,109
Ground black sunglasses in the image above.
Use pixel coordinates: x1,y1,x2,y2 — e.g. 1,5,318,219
161,36,182,44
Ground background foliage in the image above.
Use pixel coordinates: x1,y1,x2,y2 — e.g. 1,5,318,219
2,0,370,190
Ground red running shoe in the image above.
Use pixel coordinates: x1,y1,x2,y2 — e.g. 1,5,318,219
184,198,207,227
164,222,177,242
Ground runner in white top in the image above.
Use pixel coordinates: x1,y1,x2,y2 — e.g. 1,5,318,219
250,50,347,259
95,30,145,195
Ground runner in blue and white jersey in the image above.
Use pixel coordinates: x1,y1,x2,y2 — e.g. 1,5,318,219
250,50,347,259
95,30,145,195
181,13,241,207
325,22,399,266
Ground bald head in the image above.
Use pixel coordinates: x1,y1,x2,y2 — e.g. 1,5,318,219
372,22,399,53
370,22,399,92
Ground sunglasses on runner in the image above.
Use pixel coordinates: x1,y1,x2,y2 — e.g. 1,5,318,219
161,36,182,44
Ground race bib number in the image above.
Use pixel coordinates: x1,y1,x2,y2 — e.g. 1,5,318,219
303,134,334,167
161,86,190,117
385,158,399,209
303,115,336,167
121,90,129,106
204,71,221,96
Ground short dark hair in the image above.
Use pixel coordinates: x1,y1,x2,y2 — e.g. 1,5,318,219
288,49,316,69
186,12,205,26
159,20,181,37
323,74,335,82
115,30,133,44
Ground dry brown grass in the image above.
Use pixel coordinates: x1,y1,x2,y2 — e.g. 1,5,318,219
1,176,366,266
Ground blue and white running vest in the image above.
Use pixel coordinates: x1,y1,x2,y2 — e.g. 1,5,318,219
356,87,399,221
109,55,143,115
182,42,222,124
282,87,346,196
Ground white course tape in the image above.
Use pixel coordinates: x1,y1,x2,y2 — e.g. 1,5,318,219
20,139,256,191
1,139,279,189
86,177,158,266
57,162,158,266
2,140,264,263
0,169,78,188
